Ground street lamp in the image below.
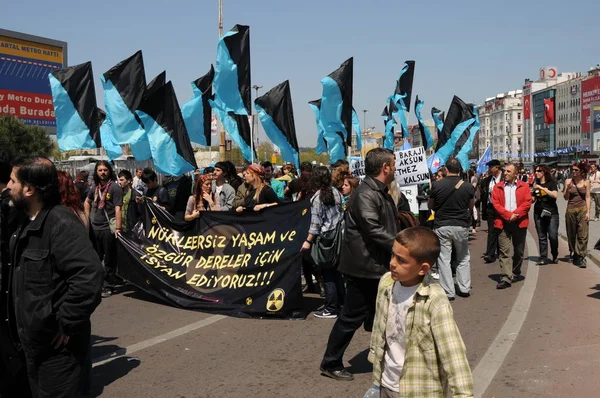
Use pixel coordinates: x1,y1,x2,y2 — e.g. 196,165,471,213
252,85,263,163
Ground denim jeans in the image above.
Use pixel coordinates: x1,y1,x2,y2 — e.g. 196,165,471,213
434,226,471,297
534,213,559,260
321,268,345,314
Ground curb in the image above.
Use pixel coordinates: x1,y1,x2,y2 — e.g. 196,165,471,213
558,232,600,266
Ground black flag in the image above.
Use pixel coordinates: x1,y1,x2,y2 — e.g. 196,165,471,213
101,50,151,159
323,57,353,148
452,103,477,158
137,81,197,176
432,107,447,150
255,80,300,168
395,60,415,112
50,61,102,150
145,71,166,99
211,24,253,161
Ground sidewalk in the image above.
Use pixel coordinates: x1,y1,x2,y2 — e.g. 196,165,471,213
556,196,600,265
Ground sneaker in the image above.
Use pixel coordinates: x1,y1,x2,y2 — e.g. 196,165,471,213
314,310,337,319
101,288,113,298
430,271,440,280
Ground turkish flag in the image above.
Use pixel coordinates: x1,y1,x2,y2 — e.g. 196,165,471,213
523,95,531,120
544,97,555,125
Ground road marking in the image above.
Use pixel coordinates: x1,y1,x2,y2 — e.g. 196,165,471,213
472,232,539,397
92,314,226,367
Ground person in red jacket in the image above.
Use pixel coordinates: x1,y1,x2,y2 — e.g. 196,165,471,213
491,163,533,289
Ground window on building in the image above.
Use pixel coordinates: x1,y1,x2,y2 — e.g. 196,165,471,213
517,112,521,120
518,125,521,133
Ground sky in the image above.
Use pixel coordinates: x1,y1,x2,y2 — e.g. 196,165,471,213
1,0,597,147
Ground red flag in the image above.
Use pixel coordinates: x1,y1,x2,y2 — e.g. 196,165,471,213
523,95,531,120
544,97,555,124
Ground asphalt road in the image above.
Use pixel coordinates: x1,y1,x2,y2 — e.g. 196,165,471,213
89,219,600,398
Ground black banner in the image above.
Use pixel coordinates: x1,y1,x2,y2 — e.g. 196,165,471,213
117,200,311,318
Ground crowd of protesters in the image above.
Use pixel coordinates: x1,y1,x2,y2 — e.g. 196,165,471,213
3,141,600,396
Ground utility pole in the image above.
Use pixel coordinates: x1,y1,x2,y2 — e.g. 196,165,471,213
218,0,226,162
252,84,262,164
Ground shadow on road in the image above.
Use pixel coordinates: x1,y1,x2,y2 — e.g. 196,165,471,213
346,348,372,375
90,357,141,397
91,335,119,359
587,284,600,300
487,274,503,283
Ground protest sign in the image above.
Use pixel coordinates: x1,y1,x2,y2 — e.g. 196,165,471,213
394,146,430,186
399,185,419,215
349,157,365,179
118,200,310,318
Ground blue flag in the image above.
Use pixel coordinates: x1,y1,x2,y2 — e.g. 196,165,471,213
400,140,412,150
382,104,396,150
309,99,328,155
389,61,414,139
414,96,434,150
427,152,443,173
136,81,197,176
255,80,300,170
49,62,100,151
182,65,214,146
476,145,491,175
210,25,253,162
434,96,476,167
98,110,123,161
456,106,481,171
101,51,151,160
320,58,353,163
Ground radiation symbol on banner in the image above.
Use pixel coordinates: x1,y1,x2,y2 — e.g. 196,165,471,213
266,289,285,312
246,297,253,306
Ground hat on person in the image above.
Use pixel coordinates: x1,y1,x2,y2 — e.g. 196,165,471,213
214,161,230,173
486,159,501,167
247,163,265,177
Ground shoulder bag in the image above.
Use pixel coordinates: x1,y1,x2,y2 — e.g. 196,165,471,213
311,190,345,269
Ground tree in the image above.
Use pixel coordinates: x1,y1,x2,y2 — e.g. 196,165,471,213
0,116,54,158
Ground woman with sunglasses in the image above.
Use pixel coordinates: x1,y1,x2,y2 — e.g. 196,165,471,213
563,162,591,267
531,164,559,265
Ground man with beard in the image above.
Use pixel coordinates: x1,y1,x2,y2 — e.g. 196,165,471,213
84,161,123,298
0,151,30,397
319,148,401,381
8,157,103,397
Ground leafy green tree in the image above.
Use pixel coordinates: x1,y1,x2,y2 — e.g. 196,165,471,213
0,116,54,158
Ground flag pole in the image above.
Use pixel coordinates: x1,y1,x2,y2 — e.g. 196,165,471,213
217,0,226,163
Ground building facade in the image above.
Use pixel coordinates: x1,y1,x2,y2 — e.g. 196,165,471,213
477,90,523,162
555,76,584,161
522,68,579,164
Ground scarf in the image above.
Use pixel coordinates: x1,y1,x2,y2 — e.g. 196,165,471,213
94,181,112,210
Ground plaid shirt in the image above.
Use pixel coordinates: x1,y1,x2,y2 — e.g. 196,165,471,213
369,273,473,397
309,189,343,235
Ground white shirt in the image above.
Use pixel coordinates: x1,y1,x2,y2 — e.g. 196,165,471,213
590,171,600,193
488,173,501,203
504,181,518,212
381,282,420,392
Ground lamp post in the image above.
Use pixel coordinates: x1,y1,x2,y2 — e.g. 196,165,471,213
361,110,368,158
252,85,263,163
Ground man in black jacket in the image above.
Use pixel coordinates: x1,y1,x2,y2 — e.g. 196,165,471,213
0,151,31,397
7,157,104,397
480,159,504,263
320,148,400,381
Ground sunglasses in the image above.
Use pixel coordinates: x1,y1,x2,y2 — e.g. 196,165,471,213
535,170,542,173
